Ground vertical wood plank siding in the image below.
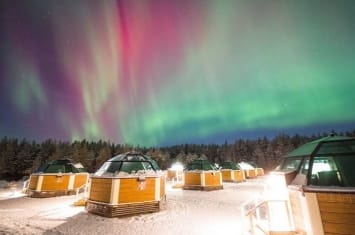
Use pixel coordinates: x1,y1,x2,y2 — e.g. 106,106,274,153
28,175,39,190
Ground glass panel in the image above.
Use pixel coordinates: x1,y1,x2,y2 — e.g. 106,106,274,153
142,161,153,171
95,162,111,176
291,158,309,185
121,162,145,173
280,158,302,170
221,162,231,169
65,164,73,173
301,158,309,175
35,163,49,173
310,156,342,186
316,140,355,155
187,163,200,170
46,164,66,173
106,161,122,174
203,163,213,170
150,159,161,170
333,155,355,187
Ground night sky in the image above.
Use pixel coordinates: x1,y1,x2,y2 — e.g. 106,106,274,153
1,0,355,146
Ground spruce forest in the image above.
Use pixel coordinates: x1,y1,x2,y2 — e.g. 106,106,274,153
1,130,355,181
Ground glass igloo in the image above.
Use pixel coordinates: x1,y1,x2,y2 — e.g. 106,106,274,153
86,152,166,217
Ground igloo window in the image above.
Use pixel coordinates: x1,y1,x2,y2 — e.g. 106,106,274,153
310,154,355,187
45,164,66,173
280,157,302,171
121,162,145,173
94,152,161,176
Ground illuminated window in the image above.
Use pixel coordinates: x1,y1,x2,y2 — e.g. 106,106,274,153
310,156,342,186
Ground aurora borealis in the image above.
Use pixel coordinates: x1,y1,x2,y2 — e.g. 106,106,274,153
1,0,355,146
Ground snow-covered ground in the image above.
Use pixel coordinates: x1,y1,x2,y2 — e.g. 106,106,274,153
0,178,267,235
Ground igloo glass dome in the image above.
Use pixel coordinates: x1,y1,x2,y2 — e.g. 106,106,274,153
183,158,223,191
220,161,246,183
86,152,166,217
26,158,89,197
94,152,161,177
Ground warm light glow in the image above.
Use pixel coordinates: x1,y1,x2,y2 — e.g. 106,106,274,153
312,162,331,174
268,201,293,232
169,162,184,184
266,173,288,199
267,174,286,188
171,162,184,171
264,173,294,232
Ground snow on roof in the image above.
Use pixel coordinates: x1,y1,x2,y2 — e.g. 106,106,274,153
35,158,87,173
220,161,241,170
185,158,216,171
94,169,164,178
238,162,255,170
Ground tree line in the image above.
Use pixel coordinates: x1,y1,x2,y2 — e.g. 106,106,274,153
1,130,355,180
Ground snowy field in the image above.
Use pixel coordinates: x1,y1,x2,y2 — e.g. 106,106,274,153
0,178,267,235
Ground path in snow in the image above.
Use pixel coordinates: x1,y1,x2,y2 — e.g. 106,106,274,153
0,177,267,235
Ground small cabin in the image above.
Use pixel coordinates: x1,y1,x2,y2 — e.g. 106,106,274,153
220,161,245,182
26,158,89,197
183,158,223,191
239,162,258,178
86,152,166,217
271,135,355,235
256,168,264,176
